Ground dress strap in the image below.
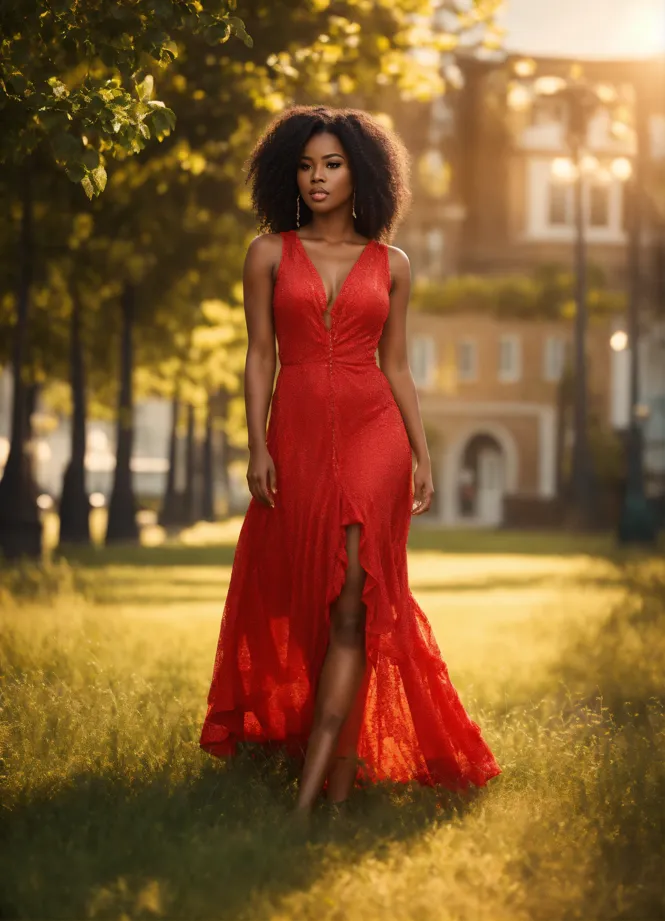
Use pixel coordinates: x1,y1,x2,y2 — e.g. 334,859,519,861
276,230,296,280
279,229,291,253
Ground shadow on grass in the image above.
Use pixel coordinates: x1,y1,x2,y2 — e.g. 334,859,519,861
406,528,624,557
1,746,489,920
412,572,625,595
100,571,628,609
55,543,239,568
50,527,660,571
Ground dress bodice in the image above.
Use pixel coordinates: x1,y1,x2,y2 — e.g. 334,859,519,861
273,230,391,368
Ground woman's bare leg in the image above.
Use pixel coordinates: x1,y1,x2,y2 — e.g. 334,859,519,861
295,524,367,812
325,662,370,803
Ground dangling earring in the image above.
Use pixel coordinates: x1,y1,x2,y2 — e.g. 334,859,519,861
296,194,301,229
352,190,357,219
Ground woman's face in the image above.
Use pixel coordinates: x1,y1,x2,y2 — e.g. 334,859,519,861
296,130,354,218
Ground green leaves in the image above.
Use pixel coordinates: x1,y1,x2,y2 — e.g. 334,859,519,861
145,101,177,140
227,16,253,48
5,72,30,96
0,1,251,195
160,40,179,62
81,148,100,170
80,165,107,200
52,131,83,163
136,75,155,102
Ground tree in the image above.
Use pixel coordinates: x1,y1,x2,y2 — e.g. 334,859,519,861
1,0,502,553
0,1,250,559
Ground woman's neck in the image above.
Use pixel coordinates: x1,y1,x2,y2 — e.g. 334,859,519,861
301,213,360,243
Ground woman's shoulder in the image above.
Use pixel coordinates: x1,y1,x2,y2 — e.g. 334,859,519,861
383,243,410,278
245,232,285,266
247,231,285,253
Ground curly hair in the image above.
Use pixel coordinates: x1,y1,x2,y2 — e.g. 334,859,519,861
245,105,411,243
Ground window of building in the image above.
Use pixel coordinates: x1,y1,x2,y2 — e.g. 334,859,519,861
548,182,570,225
530,97,566,127
527,159,626,243
543,336,567,382
498,335,521,382
425,227,445,276
457,339,477,382
589,183,610,227
410,335,437,388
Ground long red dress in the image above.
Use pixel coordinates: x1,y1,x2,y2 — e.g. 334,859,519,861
199,229,502,791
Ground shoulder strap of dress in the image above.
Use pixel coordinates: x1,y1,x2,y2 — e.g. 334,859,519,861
276,230,295,277
280,229,296,256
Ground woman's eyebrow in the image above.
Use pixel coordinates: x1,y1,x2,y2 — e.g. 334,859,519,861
300,153,346,160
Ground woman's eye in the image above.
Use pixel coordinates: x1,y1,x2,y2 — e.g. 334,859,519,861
328,162,341,168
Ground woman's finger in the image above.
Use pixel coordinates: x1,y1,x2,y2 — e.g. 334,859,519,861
256,474,273,506
412,487,433,515
248,472,272,506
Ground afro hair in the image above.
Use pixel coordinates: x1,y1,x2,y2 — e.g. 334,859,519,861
246,105,411,242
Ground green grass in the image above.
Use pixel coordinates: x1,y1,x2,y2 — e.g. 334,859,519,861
1,528,664,921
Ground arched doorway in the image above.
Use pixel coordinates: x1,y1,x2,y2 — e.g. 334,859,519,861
458,433,505,525
443,424,519,527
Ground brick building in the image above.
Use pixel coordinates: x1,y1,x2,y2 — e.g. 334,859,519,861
390,53,665,526
405,310,617,526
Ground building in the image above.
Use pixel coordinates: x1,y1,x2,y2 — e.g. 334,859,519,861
405,310,618,526
392,53,665,526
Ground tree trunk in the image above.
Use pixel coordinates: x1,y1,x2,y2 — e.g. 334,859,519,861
158,392,182,526
105,284,139,543
59,285,91,544
555,376,567,500
218,389,232,517
183,403,198,524
201,395,215,522
0,163,42,560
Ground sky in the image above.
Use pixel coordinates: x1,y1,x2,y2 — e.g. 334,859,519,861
498,0,665,59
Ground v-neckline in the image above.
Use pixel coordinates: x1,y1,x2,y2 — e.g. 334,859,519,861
293,231,374,329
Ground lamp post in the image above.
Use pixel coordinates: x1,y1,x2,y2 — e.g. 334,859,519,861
616,92,658,544
549,152,634,525
508,68,607,527
508,61,647,530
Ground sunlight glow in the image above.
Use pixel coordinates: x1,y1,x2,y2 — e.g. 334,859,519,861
551,157,578,182
610,330,629,352
622,3,665,56
501,0,665,59
611,157,633,181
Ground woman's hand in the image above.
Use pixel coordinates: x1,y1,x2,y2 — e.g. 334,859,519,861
247,445,278,508
412,457,434,516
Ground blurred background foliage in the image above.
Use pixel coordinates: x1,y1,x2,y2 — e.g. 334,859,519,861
0,0,502,549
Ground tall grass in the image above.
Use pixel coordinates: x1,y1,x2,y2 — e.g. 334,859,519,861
0,544,663,921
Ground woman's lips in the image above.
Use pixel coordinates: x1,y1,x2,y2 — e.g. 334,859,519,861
309,190,328,201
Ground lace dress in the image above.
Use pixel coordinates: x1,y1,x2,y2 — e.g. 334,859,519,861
199,230,502,791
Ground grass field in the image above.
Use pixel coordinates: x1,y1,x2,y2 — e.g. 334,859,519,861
1,525,664,921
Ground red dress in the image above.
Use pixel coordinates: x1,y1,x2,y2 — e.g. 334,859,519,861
199,230,502,791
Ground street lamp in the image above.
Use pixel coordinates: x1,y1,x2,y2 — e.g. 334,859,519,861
508,60,637,530
616,94,659,544
547,154,657,542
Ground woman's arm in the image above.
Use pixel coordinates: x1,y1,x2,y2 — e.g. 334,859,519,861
242,233,280,506
377,246,434,515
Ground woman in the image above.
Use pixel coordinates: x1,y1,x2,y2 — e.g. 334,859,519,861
199,105,501,813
